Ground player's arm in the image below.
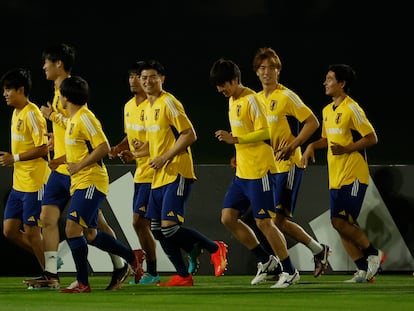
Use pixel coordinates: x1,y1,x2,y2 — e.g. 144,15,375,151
276,114,320,161
66,141,110,175
109,135,129,159
215,128,270,144
149,127,196,169
0,144,49,166
301,138,328,168
330,132,377,155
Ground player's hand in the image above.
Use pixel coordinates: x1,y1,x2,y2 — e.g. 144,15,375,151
45,132,54,151
230,156,237,169
118,150,135,163
40,102,53,119
330,142,346,155
301,145,315,169
215,130,237,144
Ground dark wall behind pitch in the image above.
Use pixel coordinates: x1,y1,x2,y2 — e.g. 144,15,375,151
0,1,412,164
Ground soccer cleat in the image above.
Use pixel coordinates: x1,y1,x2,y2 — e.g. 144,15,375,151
366,249,386,281
313,244,331,277
270,269,300,288
130,249,145,283
251,255,281,285
188,243,202,275
157,274,194,287
344,270,375,283
60,280,91,293
23,272,60,290
105,263,131,290
136,273,161,284
210,241,228,277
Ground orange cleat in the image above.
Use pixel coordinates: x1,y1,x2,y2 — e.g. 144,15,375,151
211,241,228,277
60,280,91,293
157,274,194,287
130,249,145,283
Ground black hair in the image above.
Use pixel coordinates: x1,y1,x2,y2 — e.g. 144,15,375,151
42,43,76,73
136,59,166,76
128,61,145,75
209,58,241,86
60,75,89,106
0,67,32,96
328,64,356,94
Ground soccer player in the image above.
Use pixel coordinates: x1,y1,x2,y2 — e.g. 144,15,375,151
33,43,138,290
210,58,299,288
252,47,331,277
0,67,49,274
128,59,228,286
301,64,386,283
58,75,142,293
108,61,159,285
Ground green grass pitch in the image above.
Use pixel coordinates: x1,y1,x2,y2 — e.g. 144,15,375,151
0,274,413,311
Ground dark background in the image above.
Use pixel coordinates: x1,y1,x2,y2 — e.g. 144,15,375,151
0,0,411,164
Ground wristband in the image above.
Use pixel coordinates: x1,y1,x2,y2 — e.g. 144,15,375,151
13,154,20,162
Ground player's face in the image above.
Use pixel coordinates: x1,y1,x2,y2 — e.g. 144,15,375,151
139,69,163,96
129,72,144,95
256,59,279,86
43,59,60,81
216,80,237,98
324,71,344,97
2,87,23,108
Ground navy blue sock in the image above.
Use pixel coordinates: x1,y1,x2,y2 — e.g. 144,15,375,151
355,256,368,271
165,225,217,253
363,244,378,257
67,236,89,285
281,256,296,275
251,244,271,263
157,235,188,277
89,231,134,264
146,260,157,277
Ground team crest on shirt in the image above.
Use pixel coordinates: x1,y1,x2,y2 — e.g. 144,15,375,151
68,123,75,135
16,119,23,131
140,109,145,121
270,100,278,111
335,113,342,124
154,109,160,121
236,105,242,117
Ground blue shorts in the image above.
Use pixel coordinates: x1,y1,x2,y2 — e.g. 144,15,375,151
42,171,71,210
4,187,44,226
133,182,151,216
329,179,367,224
271,165,304,218
66,185,106,229
146,175,192,223
223,174,274,219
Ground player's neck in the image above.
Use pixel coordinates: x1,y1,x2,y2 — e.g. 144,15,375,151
135,94,147,105
67,103,82,117
232,85,245,99
13,99,29,113
262,82,277,98
332,94,347,107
